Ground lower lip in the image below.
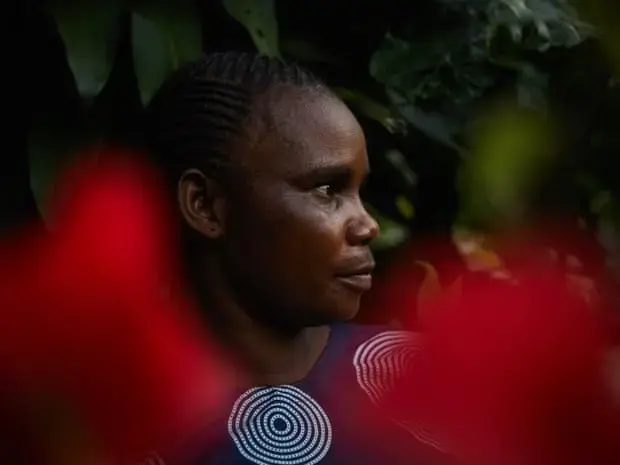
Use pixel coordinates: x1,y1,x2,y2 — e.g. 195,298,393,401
336,274,373,292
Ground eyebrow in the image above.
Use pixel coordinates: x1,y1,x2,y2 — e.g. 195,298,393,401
301,164,370,181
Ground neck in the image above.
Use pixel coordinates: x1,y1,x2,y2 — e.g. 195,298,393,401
191,264,330,386
220,315,330,385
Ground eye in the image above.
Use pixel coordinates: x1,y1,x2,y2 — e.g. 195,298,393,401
314,184,337,198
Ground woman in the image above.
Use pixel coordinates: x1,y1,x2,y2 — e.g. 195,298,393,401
141,51,445,465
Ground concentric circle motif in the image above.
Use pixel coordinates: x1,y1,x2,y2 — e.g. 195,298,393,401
353,330,446,452
227,385,333,465
353,330,421,405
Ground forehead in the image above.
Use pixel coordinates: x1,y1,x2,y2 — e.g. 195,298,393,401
240,89,368,177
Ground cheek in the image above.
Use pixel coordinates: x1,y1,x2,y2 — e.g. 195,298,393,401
233,191,344,273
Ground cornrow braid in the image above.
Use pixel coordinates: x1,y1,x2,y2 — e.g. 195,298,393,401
143,51,330,183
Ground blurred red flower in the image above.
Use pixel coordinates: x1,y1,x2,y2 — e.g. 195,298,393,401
0,149,234,465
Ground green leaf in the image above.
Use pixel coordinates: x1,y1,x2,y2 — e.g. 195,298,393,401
370,34,451,87
365,204,409,251
28,121,91,226
384,150,417,188
395,195,415,220
489,0,593,51
222,0,280,57
458,103,556,228
370,31,495,149
334,88,406,134
516,64,548,112
387,89,463,152
47,0,122,99
131,0,203,105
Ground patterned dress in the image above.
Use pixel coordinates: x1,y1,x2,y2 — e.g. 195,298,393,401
142,324,449,465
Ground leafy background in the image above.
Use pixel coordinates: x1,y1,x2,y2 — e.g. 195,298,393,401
15,0,620,321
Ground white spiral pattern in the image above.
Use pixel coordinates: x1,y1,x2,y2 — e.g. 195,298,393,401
353,330,421,404
353,330,446,452
227,385,333,465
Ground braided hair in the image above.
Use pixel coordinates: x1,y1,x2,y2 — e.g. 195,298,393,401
143,51,332,185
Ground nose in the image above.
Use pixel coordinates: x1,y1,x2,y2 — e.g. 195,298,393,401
346,202,380,246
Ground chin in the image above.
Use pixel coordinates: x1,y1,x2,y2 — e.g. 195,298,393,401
317,300,361,325
290,294,362,327
294,307,356,328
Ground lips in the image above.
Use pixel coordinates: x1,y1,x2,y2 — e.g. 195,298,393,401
335,260,375,293
337,273,373,292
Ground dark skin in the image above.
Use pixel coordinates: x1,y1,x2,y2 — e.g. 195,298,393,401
178,88,379,385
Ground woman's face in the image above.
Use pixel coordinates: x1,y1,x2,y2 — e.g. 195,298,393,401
189,89,379,328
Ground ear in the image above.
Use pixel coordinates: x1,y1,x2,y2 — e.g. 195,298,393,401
178,169,226,239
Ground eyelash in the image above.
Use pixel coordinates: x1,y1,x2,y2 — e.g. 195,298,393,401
315,184,336,196
313,183,341,204
310,176,364,205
